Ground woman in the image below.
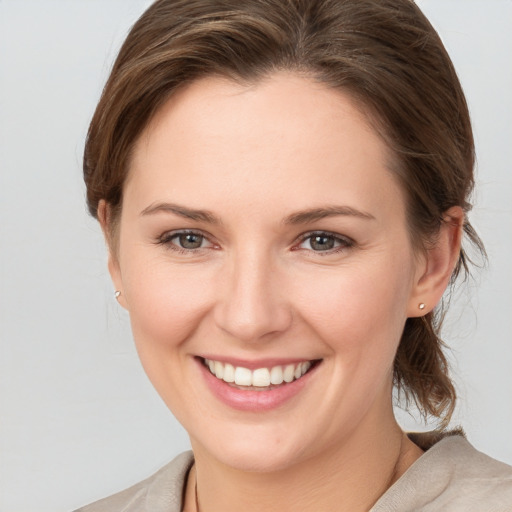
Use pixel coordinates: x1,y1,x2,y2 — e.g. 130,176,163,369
76,0,512,510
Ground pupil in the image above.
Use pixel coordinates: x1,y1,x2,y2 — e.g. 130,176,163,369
311,235,334,251
179,233,202,249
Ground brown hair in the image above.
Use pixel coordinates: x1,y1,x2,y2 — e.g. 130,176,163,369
84,0,485,426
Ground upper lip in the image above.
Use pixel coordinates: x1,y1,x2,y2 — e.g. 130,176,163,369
197,355,320,370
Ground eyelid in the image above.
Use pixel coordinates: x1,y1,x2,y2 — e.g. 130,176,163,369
155,228,353,254
156,228,218,251
292,230,355,253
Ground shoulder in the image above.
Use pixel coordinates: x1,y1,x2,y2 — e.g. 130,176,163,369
73,451,194,512
372,432,512,512
423,434,512,500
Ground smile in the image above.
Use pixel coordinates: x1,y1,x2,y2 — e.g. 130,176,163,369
203,358,314,390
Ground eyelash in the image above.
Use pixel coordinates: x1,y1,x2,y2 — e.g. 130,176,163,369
293,231,355,255
156,230,215,255
156,230,354,255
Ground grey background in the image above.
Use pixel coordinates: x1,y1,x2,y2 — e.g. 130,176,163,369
0,1,511,511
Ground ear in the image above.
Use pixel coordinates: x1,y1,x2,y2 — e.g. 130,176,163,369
407,206,464,317
98,200,128,310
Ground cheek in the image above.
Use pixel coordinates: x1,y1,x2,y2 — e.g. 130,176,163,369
295,257,414,360
292,258,415,428
119,253,218,422
122,254,215,351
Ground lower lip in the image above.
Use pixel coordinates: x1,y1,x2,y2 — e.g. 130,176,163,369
196,358,319,412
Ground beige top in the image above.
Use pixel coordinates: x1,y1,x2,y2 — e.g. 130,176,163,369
75,433,512,512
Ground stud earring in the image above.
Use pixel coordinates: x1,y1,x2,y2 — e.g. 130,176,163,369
115,291,121,300
418,303,425,310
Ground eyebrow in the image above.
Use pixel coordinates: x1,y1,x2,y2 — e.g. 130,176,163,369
140,202,221,224
140,202,375,225
284,206,376,224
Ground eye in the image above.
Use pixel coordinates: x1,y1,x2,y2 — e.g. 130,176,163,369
157,230,214,252
296,231,353,253
175,232,206,249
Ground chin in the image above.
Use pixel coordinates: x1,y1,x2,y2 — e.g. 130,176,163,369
213,446,305,474
191,422,311,473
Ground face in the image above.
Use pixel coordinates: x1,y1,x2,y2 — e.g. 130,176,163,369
109,73,426,472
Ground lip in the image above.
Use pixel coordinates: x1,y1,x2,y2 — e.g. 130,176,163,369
198,355,314,371
195,356,321,412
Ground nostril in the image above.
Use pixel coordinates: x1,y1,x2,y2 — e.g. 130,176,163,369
212,267,293,342
213,300,293,343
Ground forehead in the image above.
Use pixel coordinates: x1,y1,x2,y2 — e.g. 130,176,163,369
126,72,404,222
137,72,383,159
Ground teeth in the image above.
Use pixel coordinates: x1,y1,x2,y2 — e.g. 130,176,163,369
223,363,235,383
283,364,295,383
270,366,283,385
204,359,314,387
252,368,270,387
214,360,224,379
234,366,252,386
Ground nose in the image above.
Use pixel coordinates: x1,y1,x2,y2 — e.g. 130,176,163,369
213,249,293,343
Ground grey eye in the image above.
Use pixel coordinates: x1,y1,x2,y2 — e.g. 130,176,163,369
297,232,352,253
177,233,204,249
309,234,336,251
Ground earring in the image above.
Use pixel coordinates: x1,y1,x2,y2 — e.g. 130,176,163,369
418,303,426,310
115,291,121,300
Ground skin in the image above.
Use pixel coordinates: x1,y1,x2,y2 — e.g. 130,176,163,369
101,73,463,512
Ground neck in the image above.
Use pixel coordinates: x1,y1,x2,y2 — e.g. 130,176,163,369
186,418,423,512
